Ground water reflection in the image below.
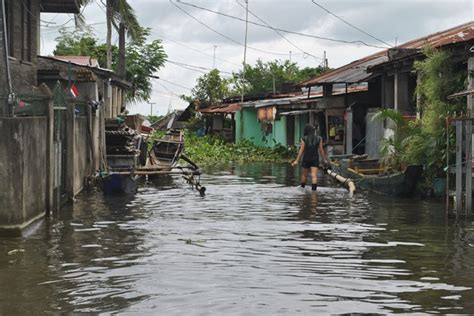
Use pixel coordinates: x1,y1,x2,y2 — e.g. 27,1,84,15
0,163,473,314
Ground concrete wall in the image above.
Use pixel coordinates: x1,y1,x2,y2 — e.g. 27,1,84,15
0,117,47,233
365,108,384,158
5,0,40,93
73,117,89,196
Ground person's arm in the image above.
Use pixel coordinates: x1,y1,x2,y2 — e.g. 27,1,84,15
291,141,305,166
319,140,327,163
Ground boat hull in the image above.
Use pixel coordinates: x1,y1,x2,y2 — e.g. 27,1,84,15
332,164,423,197
102,174,138,195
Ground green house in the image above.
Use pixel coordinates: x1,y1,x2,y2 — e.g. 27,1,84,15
235,105,309,148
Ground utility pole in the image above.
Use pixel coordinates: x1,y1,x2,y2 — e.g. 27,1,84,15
148,102,156,116
241,0,249,103
289,51,292,63
213,45,217,69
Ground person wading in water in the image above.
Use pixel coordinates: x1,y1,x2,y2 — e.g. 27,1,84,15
291,124,328,191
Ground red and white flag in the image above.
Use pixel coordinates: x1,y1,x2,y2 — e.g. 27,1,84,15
70,84,79,98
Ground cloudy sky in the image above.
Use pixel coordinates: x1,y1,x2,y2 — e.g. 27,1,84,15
40,0,473,116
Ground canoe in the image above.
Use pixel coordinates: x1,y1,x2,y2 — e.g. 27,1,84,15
330,156,423,197
151,130,184,170
102,173,138,195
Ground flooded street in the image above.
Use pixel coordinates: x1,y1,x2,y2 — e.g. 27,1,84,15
1,163,474,314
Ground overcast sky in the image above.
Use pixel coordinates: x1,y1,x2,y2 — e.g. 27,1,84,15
40,0,473,116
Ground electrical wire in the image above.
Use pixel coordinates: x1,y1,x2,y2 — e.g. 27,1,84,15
310,0,392,47
170,0,298,56
173,0,387,49
167,60,233,75
235,0,323,61
161,36,241,67
157,77,193,90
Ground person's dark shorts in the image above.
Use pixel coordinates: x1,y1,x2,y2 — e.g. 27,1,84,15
302,159,319,169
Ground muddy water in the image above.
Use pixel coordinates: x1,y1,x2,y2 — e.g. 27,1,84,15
1,163,474,314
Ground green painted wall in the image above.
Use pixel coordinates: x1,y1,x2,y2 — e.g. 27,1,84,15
294,114,309,145
235,109,307,148
272,116,287,147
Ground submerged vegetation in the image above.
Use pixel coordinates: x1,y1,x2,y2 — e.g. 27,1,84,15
182,132,296,165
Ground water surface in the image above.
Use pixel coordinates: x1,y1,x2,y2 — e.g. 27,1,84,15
0,163,473,314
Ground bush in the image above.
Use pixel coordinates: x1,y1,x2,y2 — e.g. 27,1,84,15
183,132,295,165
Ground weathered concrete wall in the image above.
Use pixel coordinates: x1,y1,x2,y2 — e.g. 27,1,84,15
73,117,89,196
0,117,47,233
5,0,39,93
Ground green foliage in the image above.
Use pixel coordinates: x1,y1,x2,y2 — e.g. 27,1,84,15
183,59,327,106
373,109,423,169
231,59,326,95
53,28,167,103
414,47,467,180
187,69,230,108
183,132,295,165
374,47,467,184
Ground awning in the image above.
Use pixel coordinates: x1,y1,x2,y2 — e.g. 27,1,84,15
280,109,323,116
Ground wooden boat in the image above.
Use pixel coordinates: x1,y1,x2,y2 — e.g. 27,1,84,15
150,130,184,170
330,155,423,197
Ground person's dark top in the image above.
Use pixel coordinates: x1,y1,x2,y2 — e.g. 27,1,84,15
302,134,320,167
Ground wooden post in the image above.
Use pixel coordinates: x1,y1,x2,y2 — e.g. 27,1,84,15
345,108,353,154
468,57,474,115
66,97,76,199
466,120,472,216
42,85,54,214
456,121,463,213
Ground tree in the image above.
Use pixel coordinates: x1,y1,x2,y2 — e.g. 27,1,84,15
185,69,230,108
54,29,167,103
231,59,326,96
104,0,143,77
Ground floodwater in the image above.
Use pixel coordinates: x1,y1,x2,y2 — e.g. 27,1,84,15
1,163,474,314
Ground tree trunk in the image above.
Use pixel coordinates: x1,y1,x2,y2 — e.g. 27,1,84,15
106,0,112,69
118,22,126,79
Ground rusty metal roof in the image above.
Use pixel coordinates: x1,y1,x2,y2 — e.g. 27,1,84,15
50,56,100,68
301,21,474,86
199,103,241,114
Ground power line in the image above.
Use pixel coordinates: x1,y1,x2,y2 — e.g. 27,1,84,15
161,36,241,67
174,0,387,49
170,0,298,56
235,0,323,62
157,77,193,90
166,60,208,74
310,0,392,47
154,81,185,98
168,60,233,75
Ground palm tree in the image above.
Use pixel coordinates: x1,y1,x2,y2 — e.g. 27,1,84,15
75,0,142,78
105,0,142,78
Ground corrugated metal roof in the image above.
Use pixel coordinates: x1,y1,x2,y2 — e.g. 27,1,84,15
302,21,474,86
50,56,100,68
199,103,241,114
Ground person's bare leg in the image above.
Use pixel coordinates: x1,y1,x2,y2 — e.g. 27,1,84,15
301,168,309,187
311,167,318,191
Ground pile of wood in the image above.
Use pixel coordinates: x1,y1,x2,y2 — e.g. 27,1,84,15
105,119,140,155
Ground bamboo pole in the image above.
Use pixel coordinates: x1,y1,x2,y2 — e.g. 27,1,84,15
326,169,356,197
